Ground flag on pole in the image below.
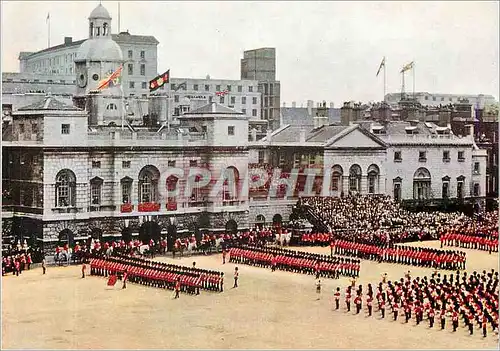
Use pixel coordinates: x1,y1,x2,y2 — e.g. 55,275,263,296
46,12,50,23
149,70,170,92
376,57,385,77
96,65,123,90
215,89,229,96
400,61,414,73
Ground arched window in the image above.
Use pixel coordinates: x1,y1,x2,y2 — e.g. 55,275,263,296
222,167,240,202
413,167,431,200
457,175,465,199
55,169,76,207
367,164,380,194
103,23,108,36
89,22,94,37
349,164,362,193
393,177,402,202
96,26,101,36
138,166,160,203
106,103,117,110
331,165,343,193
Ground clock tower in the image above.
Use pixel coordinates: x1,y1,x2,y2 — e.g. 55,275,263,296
73,3,123,117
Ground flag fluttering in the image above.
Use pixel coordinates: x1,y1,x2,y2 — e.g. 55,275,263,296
96,65,123,90
149,70,170,92
46,12,50,22
400,61,414,73
376,57,385,77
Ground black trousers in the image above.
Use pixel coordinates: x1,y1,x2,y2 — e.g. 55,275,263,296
233,277,238,288
381,308,385,318
335,300,339,310
441,318,445,329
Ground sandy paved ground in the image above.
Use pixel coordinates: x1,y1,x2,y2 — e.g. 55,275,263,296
2,241,499,349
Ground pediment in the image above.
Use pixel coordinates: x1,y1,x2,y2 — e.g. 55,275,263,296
325,125,386,148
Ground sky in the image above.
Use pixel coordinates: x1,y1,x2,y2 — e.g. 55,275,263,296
1,1,499,106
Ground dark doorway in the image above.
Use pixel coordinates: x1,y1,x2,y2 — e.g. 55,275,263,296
272,214,283,225
90,228,103,242
58,229,74,247
139,222,161,243
225,219,238,234
167,224,177,251
121,227,132,243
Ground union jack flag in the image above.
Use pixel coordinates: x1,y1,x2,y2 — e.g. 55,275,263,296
215,89,229,97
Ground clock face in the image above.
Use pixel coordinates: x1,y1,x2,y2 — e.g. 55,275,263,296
77,71,88,88
92,74,99,81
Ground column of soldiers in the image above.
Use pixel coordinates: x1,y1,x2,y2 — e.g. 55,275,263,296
333,239,466,271
336,270,499,338
229,245,360,278
89,253,224,294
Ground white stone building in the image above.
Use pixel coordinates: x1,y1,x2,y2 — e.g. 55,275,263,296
385,92,496,109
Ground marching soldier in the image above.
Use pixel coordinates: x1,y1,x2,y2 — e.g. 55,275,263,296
334,287,341,310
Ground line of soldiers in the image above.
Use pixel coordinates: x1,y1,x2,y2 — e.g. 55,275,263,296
333,239,466,271
440,233,498,253
336,270,499,338
2,252,33,276
229,245,360,278
89,253,224,294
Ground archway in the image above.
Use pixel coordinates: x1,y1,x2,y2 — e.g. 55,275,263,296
139,221,161,243
413,167,431,200
272,214,283,225
348,164,362,193
225,219,238,234
255,214,266,229
367,164,380,194
121,227,132,243
331,164,343,194
90,228,103,242
58,229,74,247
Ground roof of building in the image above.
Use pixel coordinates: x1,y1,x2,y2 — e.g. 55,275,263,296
185,102,244,115
267,124,348,143
89,4,111,19
77,37,123,62
17,96,82,111
281,107,341,127
21,33,158,59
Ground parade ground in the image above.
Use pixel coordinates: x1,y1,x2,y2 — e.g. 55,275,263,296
2,241,498,350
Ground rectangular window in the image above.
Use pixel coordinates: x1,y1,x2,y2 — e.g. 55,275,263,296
141,82,147,89
128,50,133,59
216,85,221,91
473,183,480,196
230,97,235,104
332,178,339,191
252,97,257,104
168,160,176,167
237,85,242,92
443,150,450,162
442,182,449,199
457,181,464,198
242,108,246,114
122,182,131,204
249,86,253,92
220,96,225,103
227,85,231,91
258,150,265,164
122,161,131,168
92,160,101,168
19,124,25,133
61,124,70,134
128,63,133,75
193,84,198,91
419,151,426,161
171,83,176,90
140,50,145,59
90,183,101,205
432,96,436,101
208,96,213,103
242,97,247,104
441,97,445,101
474,162,480,173
140,64,145,76
129,81,135,88
458,151,465,161
189,160,198,167
174,107,180,116
205,84,210,91
252,109,257,117
174,95,179,103
202,126,207,133
228,126,235,135
394,151,402,162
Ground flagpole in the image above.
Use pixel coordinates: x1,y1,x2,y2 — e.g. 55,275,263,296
412,62,416,101
383,58,386,102
120,84,125,130
47,13,51,48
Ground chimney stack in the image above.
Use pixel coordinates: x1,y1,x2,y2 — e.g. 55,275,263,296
64,37,73,45
307,100,313,116
292,101,296,108
340,102,353,126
